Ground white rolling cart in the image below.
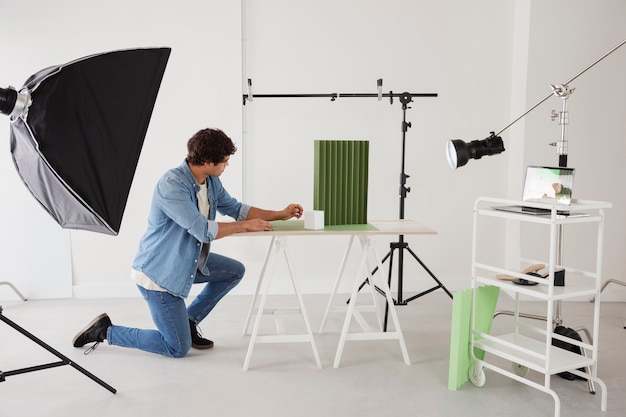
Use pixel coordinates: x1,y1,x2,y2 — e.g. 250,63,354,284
468,197,611,417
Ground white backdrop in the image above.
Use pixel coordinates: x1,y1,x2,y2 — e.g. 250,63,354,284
240,0,514,296
0,0,624,300
0,172,72,300
242,0,625,300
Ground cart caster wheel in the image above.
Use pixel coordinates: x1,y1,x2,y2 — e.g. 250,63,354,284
513,363,529,376
469,364,486,387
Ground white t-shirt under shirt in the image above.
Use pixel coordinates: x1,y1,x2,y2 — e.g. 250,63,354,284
197,181,209,218
132,181,210,292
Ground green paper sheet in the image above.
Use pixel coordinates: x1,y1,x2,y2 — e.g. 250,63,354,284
268,220,378,232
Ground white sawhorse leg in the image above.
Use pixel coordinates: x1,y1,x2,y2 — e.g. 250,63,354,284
331,235,410,368
243,236,321,371
319,236,382,335
242,237,275,337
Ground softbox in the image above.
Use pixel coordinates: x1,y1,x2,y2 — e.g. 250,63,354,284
7,47,171,235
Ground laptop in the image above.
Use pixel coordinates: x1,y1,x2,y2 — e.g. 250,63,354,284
494,166,587,217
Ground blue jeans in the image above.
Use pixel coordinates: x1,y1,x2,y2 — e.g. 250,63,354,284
108,253,244,358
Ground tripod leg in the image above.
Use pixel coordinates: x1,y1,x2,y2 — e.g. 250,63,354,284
359,233,453,332
383,246,397,330
352,250,392,298
405,246,453,299
369,239,410,365
0,311,116,394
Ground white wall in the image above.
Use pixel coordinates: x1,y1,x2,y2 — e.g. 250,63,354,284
241,0,515,296
241,0,626,299
0,0,624,300
519,0,626,301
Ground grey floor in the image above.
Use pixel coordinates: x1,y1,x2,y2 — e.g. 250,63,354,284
1,291,625,417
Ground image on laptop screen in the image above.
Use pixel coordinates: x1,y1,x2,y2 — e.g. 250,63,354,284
522,166,575,205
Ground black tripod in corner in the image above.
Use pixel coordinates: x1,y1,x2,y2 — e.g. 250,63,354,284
356,93,453,330
0,283,116,393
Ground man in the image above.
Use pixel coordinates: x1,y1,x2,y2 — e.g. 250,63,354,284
73,128,303,357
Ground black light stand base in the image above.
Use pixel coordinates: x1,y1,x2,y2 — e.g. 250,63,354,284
0,305,116,394
356,237,453,331
351,92,453,331
386,240,454,303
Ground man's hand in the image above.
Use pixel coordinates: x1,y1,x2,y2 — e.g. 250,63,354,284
244,218,273,232
278,203,304,220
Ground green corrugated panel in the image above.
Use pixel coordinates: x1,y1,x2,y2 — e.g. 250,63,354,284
313,140,369,225
448,286,500,391
313,141,322,215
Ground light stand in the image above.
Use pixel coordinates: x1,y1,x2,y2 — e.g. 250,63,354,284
0,281,116,393
494,86,598,393
447,39,626,169
0,48,171,395
0,95,118,393
1,88,117,394
242,81,450,330
357,93,453,331
551,84,572,328
0,304,117,393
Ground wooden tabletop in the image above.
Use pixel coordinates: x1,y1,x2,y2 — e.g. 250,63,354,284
234,219,437,237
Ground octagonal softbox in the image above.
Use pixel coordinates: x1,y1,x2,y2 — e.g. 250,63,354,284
8,47,170,235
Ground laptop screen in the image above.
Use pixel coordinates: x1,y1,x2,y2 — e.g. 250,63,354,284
522,166,575,205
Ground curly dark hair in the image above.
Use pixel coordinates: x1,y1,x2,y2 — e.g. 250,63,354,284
186,128,237,166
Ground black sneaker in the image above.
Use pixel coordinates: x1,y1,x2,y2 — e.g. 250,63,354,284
189,319,213,349
73,313,112,353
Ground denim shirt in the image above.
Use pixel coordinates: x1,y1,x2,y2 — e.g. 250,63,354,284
132,160,251,297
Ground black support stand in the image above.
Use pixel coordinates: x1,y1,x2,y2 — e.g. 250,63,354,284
357,93,453,330
242,81,451,330
241,78,438,105
0,305,116,394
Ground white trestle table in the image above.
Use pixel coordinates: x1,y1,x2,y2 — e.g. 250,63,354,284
236,219,437,370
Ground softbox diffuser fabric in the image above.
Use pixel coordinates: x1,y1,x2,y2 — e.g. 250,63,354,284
9,47,171,235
